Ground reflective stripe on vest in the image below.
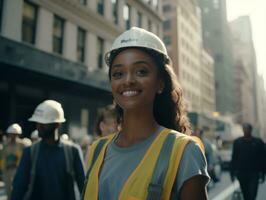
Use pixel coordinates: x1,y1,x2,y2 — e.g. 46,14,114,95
83,128,203,200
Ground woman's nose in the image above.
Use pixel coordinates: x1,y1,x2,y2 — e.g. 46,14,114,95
124,73,136,85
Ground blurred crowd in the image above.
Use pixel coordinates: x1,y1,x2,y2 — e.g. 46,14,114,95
0,99,265,200
0,100,119,200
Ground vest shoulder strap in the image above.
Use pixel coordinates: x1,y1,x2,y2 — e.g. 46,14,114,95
81,138,108,199
147,133,176,200
23,141,41,200
62,142,75,178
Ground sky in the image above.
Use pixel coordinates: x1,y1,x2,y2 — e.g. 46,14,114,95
226,0,266,88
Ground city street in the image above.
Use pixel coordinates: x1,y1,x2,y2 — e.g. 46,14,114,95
0,171,266,200
209,171,266,200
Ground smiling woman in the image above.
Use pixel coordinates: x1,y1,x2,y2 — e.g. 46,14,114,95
82,27,210,200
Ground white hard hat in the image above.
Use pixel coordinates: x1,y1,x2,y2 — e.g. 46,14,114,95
60,134,69,141
6,123,22,135
29,100,66,124
105,27,168,65
31,130,39,139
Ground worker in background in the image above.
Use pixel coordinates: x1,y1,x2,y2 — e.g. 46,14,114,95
11,100,85,200
2,123,26,199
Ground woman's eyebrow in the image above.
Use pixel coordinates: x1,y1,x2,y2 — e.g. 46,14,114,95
112,60,150,68
133,60,150,66
111,63,123,68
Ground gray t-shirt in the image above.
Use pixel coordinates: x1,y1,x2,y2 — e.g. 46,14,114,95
99,128,209,200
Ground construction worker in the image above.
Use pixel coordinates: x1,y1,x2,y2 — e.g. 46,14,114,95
2,123,26,199
11,100,85,200
82,27,209,200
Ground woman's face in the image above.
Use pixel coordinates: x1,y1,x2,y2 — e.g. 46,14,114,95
110,48,163,112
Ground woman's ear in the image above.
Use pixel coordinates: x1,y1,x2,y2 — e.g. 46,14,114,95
158,80,165,94
99,121,105,133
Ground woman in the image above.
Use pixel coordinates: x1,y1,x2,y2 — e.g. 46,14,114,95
82,27,209,200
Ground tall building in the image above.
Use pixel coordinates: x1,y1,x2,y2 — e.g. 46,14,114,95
162,0,215,114
200,49,215,114
230,16,264,136
256,75,266,140
198,0,235,115
0,0,163,137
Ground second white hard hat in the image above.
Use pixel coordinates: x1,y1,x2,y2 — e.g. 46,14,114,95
31,130,39,139
28,100,66,124
6,123,22,135
105,27,168,65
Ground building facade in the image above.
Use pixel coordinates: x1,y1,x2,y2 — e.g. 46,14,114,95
230,16,264,137
200,49,215,114
0,0,163,138
198,0,235,115
162,0,215,114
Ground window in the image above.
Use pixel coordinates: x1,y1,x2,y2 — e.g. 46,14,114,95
153,0,158,10
213,0,219,9
123,4,131,30
22,1,38,44
163,36,171,45
79,0,87,5
97,0,104,15
148,19,152,31
0,0,4,32
163,4,171,13
53,15,64,54
215,54,223,63
156,24,160,35
111,0,118,24
97,37,104,69
203,7,209,13
137,11,142,28
163,20,171,30
77,27,86,63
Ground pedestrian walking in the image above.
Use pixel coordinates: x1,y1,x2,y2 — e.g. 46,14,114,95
230,123,266,200
84,104,119,169
82,27,209,200
2,123,26,199
95,104,119,138
11,100,85,200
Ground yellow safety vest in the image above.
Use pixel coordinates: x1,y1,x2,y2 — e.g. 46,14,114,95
84,128,204,200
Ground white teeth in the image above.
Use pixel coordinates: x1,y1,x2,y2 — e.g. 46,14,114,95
122,91,139,97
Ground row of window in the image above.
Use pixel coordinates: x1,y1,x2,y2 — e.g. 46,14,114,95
180,7,199,33
22,1,105,68
184,89,200,108
20,0,162,67
181,52,199,73
180,21,195,42
181,38,198,61
181,69,201,89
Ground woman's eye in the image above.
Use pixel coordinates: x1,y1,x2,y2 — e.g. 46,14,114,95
136,69,149,76
111,71,123,79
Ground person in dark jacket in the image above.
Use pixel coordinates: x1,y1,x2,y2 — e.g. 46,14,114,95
230,123,266,200
11,100,85,200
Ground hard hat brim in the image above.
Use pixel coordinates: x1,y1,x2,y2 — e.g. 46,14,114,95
28,116,66,124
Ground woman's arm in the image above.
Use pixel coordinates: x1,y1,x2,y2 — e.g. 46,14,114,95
179,175,209,200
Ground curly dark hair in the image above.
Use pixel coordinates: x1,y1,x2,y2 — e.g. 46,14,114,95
108,47,191,135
